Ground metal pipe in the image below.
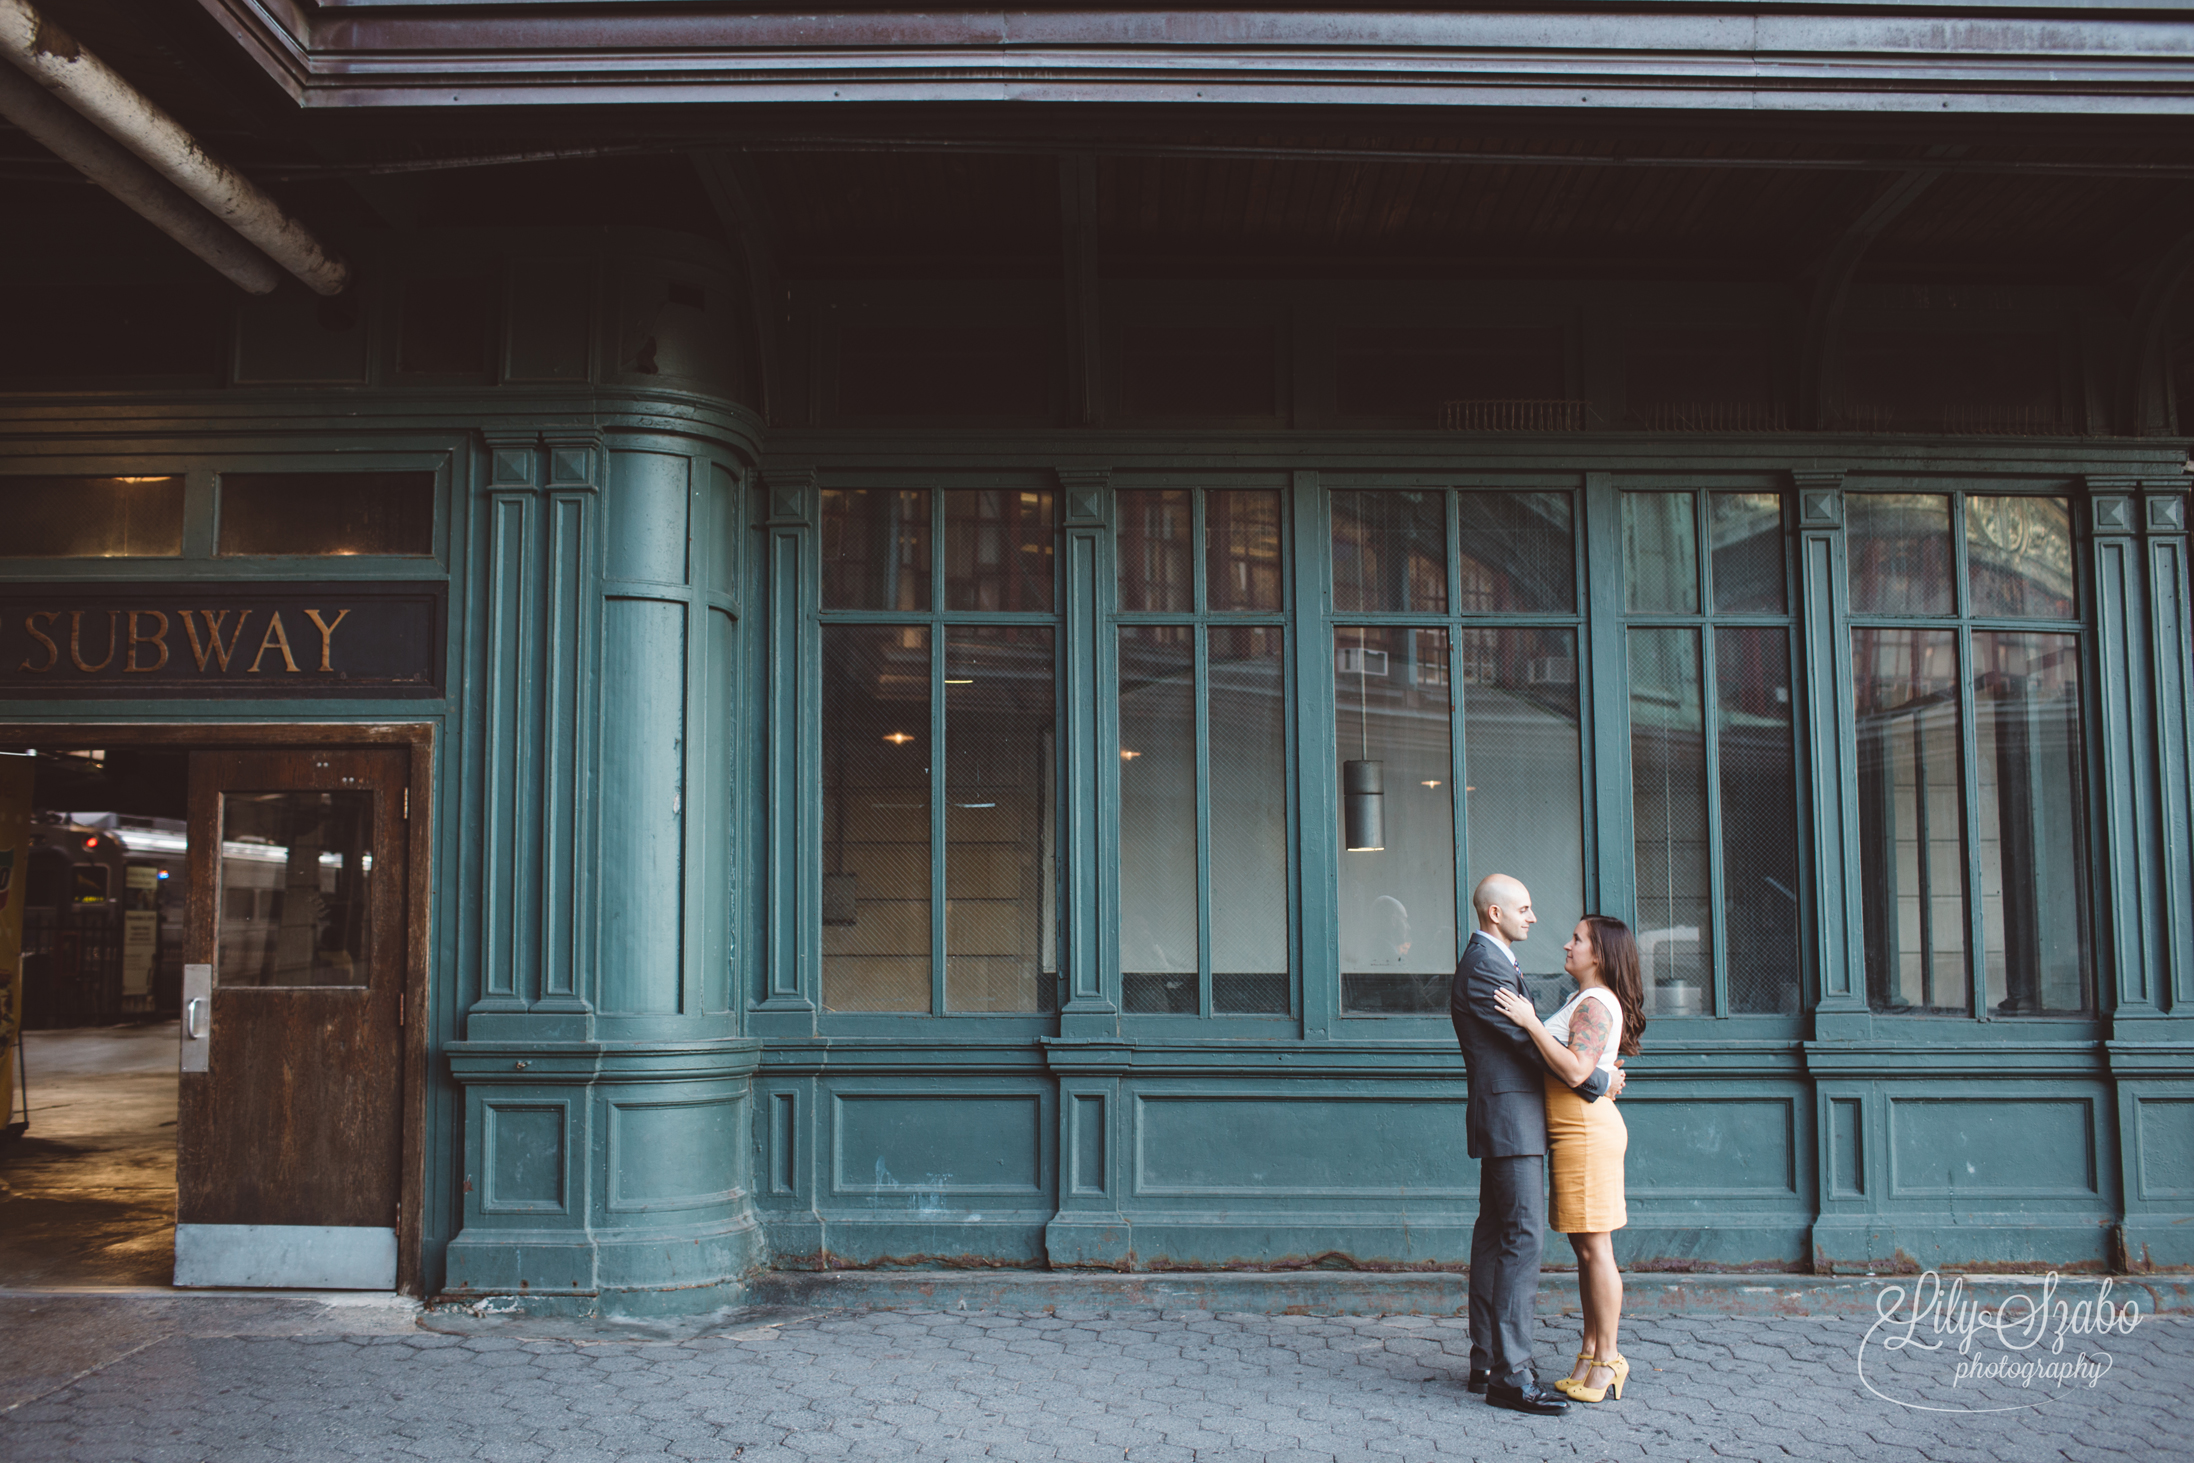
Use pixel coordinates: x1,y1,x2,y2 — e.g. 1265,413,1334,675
0,0,348,295
0,63,282,294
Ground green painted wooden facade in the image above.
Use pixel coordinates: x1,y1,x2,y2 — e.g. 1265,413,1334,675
2,222,2191,1310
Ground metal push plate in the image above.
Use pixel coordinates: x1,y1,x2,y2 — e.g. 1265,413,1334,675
179,963,211,1073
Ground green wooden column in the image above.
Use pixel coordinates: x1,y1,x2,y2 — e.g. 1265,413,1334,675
2092,479,2194,1270
1044,467,1131,1267
446,420,768,1315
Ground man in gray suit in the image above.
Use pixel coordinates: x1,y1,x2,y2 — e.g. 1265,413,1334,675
1450,873,1623,1416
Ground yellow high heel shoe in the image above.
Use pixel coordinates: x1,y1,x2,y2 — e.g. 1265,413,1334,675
1553,1352,1597,1397
1564,1352,1628,1403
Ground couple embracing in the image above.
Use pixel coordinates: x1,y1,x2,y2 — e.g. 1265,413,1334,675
1450,874,1648,1417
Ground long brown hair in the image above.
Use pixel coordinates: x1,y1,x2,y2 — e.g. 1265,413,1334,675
1579,914,1647,1057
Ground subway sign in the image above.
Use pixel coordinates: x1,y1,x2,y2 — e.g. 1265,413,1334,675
0,582,444,698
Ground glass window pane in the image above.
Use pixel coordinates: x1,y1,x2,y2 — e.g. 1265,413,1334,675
1854,628,1967,1014
1119,626,1199,1013
1623,492,1700,613
1332,491,1446,614
1973,632,2092,1014
1209,625,1289,1013
1461,627,1584,981
217,791,372,987
1849,494,1955,616
1716,627,1800,1013
822,625,931,1012
1,476,184,558
1338,626,1456,1012
218,473,433,557
1710,492,1787,613
1629,629,1712,1017
1455,491,1575,613
945,487,1056,611
1207,489,1284,612
945,626,1056,1012
1967,496,2075,620
821,489,929,610
1116,489,1193,612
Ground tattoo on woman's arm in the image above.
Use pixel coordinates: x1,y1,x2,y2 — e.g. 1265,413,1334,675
1568,998,1612,1070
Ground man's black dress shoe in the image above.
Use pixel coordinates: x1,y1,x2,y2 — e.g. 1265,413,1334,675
1465,1370,1490,1394
1484,1381,1570,1416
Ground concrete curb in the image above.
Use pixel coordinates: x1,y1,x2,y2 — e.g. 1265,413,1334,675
751,1268,2194,1318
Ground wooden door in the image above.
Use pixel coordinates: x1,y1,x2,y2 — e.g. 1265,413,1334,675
175,747,407,1288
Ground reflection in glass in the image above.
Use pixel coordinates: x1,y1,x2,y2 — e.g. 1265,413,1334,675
3,476,184,558
1854,628,1967,1013
1973,632,2091,1014
821,625,931,1011
1119,626,1198,1012
1967,497,2075,620
1716,627,1800,1013
1337,626,1455,1012
1455,492,1575,614
945,626,1057,1012
1207,490,1284,612
1332,491,1446,614
1629,629,1711,1017
1710,493,1786,613
821,489,930,610
1117,490,1192,612
217,791,372,987
219,473,434,557
1623,493,1699,613
1209,626,1289,1013
1462,627,1585,980
1849,494,1954,616
945,488,1056,611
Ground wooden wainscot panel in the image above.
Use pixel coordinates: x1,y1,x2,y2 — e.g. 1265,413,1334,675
0,583,445,699
1133,1094,1475,1198
830,1092,1044,1197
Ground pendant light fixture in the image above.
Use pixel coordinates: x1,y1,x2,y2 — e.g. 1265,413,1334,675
1342,636,1384,852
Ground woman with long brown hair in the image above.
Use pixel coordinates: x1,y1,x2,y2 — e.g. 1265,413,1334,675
1490,914,1647,1403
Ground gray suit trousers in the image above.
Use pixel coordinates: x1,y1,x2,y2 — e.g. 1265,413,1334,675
1468,1153,1545,1389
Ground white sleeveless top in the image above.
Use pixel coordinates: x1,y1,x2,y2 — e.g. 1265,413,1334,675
1543,986,1623,1076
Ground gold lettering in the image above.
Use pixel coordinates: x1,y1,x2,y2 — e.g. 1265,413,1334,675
125,610,169,672
179,610,249,672
248,611,299,673
303,609,351,673
19,611,59,672
69,609,118,673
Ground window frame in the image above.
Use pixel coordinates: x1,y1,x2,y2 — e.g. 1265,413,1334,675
1319,476,1593,1021
814,475,1066,1022
1843,482,2099,1024
1614,483,1806,1022
1108,475,1300,1026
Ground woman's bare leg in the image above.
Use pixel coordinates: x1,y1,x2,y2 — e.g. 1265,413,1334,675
1567,1236,1600,1383
1570,1231,1621,1387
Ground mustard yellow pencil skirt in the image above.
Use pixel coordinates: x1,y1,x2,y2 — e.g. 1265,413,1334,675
1545,1072,1628,1234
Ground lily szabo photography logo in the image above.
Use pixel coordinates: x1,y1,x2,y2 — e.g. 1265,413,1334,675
1857,1271,2143,1413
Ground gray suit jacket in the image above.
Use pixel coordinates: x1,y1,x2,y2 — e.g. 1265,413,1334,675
1449,930,1609,1160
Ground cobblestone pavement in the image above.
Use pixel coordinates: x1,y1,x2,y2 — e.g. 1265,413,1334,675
1,1298,2185,1463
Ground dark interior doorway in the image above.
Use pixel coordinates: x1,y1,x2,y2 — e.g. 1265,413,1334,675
1,746,189,1288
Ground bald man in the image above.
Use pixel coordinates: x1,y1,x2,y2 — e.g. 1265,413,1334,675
1450,874,1620,1416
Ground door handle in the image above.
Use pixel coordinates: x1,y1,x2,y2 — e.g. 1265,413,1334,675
180,963,212,1074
